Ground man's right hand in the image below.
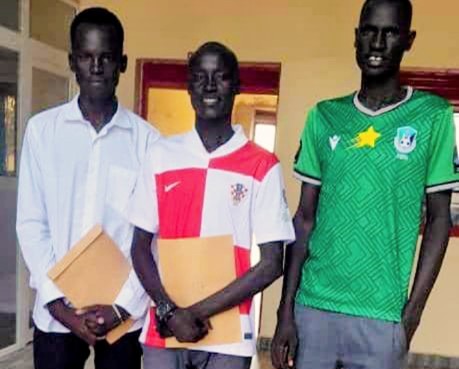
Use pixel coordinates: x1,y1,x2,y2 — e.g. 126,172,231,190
271,309,298,369
47,299,97,346
165,308,210,343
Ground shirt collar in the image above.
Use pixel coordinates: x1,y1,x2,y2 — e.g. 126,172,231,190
63,94,132,130
353,86,414,117
190,124,248,158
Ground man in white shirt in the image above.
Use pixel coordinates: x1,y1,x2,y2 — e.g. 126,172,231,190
16,7,159,369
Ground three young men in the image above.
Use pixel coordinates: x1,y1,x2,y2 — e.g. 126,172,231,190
16,1,458,369
16,8,158,369
272,0,459,368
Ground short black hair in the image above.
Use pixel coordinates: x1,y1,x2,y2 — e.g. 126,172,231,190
188,41,240,87
70,7,124,50
360,0,413,29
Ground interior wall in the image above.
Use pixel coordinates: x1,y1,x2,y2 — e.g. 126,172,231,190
79,0,459,356
147,89,277,138
147,89,194,136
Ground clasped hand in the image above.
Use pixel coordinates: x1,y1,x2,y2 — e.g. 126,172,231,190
48,299,123,346
157,307,211,343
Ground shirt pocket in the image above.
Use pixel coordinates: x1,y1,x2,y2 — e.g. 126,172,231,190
106,165,137,216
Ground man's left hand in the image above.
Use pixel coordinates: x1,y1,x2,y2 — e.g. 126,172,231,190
76,304,126,337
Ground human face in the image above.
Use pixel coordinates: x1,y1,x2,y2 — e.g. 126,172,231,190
69,24,127,102
355,1,416,79
188,52,238,121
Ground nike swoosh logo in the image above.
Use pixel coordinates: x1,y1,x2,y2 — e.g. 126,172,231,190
165,181,181,192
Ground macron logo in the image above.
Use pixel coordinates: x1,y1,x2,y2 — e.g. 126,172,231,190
329,135,340,151
164,181,181,193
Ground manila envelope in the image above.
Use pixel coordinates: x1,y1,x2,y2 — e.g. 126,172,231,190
48,225,134,344
158,235,242,348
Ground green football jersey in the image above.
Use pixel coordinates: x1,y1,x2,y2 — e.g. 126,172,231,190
294,87,459,322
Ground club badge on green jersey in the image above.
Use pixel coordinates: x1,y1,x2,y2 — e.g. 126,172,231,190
394,126,417,160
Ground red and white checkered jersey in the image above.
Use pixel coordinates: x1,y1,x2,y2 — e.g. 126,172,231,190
128,125,295,357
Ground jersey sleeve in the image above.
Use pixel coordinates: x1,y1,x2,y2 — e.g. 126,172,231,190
293,107,322,185
126,148,159,233
253,163,295,245
425,105,459,193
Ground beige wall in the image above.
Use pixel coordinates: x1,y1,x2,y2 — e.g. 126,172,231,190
147,89,194,136
80,0,459,356
147,90,277,137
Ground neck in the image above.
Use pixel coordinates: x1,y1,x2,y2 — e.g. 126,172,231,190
78,95,118,133
195,116,234,153
359,72,406,111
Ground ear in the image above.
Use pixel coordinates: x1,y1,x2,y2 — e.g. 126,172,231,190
233,80,240,95
187,73,193,95
406,30,417,51
68,53,75,72
120,55,128,73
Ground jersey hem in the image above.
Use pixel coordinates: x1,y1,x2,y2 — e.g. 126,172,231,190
426,180,459,193
295,298,402,323
293,170,321,186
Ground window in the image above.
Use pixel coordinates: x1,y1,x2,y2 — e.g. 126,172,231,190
0,0,76,356
30,0,75,51
0,0,20,32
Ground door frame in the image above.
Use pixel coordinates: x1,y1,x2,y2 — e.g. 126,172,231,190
134,58,282,119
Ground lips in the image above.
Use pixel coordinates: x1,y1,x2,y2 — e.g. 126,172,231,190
202,97,219,106
89,79,105,85
367,55,384,67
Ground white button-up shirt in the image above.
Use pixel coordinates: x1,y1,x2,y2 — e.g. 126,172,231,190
16,95,159,333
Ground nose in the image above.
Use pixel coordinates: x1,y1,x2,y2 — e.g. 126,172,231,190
204,74,217,92
90,56,103,74
371,30,386,50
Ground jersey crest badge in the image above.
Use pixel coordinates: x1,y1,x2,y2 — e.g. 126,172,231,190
394,126,417,159
231,183,248,205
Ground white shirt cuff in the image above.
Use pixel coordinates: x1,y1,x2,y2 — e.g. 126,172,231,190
41,278,65,307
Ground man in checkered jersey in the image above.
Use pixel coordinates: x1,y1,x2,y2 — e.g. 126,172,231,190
127,41,295,369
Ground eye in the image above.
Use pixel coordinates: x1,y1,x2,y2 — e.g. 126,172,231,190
359,26,373,37
101,54,115,63
215,72,231,82
192,72,206,84
385,28,399,37
76,53,91,62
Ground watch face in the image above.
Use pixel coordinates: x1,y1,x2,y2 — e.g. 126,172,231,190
156,302,174,320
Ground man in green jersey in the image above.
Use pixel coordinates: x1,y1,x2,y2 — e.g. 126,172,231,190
272,0,459,368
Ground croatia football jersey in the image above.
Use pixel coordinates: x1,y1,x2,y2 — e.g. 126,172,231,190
294,87,459,322
128,125,294,356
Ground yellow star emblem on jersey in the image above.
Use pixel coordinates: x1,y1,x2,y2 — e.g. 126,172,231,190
353,126,381,148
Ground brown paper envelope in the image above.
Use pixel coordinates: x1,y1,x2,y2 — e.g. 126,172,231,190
158,235,242,348
48,224,134,344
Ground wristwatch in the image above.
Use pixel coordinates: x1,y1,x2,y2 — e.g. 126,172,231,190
155,301,177,323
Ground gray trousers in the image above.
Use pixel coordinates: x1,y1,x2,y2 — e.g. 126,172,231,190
143,346,252,369
294,304,408,369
